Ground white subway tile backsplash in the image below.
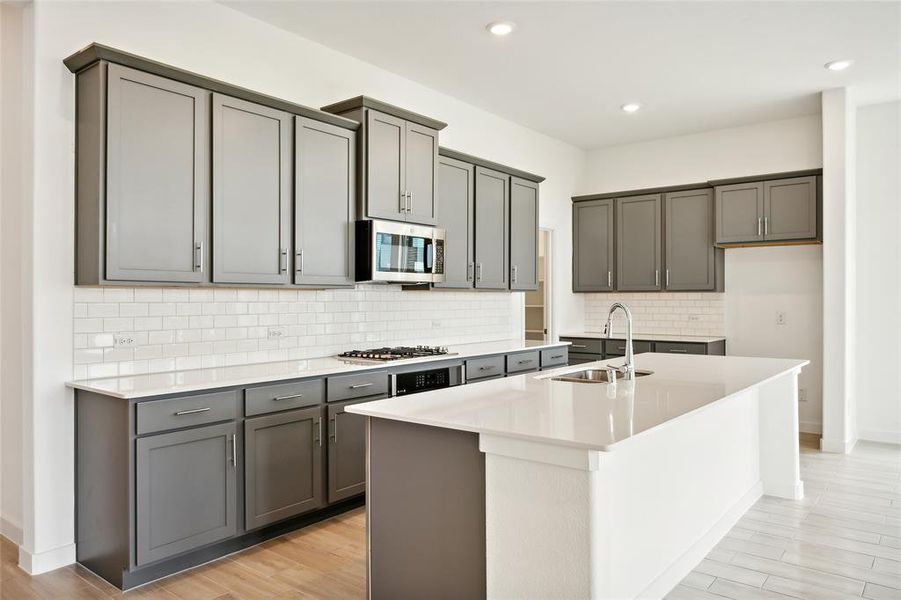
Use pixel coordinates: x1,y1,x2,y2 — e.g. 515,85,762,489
72,284,518,378
583,292,725,337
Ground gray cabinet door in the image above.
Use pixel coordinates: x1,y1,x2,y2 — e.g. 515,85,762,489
404,123,439,225
764,176,817,241
244,406,323,531
715,182,764,244
572,199,615,292
366,110,406,221
435,156,475,288
135,422,237,565
212,94,291,285
616,194,662,291
509,177,539,291
665,189,716,291
295,117,356,287
105,64,209,283
327,399,369,503
474,166,510,290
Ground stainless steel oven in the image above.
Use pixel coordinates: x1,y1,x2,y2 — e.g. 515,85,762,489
355,219,445,284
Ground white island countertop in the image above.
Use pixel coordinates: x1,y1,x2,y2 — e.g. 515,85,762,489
560,331,726,343
348,353,807,451
66,339,568,399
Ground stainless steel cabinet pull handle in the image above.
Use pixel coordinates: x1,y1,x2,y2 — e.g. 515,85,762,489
571,344,588,349
551,354,564,359
467,262,473,281
317,418,322,447
666,269,670,287
758,217,762,236
279,248,288,273
617,346,626,351
175,407,210,416
400,190,406,213
408,191,414,213
350,382,373,389
479,365,496,371
231,433,237,466
194,242,203,273
518,359,533,365
655,269,660,287
296,250,304,273
274,393,303,401
670,349,688,353
608,271,612,288
764,216,769,236
476,263,483,282
330,416,337,443
512,265,518,284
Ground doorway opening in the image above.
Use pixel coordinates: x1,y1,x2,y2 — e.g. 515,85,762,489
525,228,552,341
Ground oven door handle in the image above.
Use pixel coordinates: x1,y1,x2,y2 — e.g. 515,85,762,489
390,372,397,397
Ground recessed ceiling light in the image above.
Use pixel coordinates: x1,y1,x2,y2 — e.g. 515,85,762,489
621,103,642,113
824,59,854,72
487,21,515,36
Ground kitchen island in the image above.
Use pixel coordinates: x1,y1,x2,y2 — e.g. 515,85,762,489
348,352,808,600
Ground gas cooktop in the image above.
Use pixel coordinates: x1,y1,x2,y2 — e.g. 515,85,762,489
338,345,453,362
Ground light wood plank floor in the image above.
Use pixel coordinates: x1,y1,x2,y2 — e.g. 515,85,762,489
2,436,899,599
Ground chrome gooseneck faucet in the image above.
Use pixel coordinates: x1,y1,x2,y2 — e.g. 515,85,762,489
605,302,635,380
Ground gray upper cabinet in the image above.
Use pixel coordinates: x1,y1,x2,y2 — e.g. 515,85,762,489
435,156,475,288
404,122,439,225
572,199,615,292
715,182,764,244
135,421,237,565
294,117,356,287
474,166,510,290
244,406,323,531
664,189,718,291
327,399,369,503
365,110,407,221
509,177,539,291
617,194,662,291
763,176,818,241
212,94,292,285
104,64,210,283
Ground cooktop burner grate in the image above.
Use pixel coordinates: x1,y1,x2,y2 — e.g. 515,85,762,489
338,345,451,361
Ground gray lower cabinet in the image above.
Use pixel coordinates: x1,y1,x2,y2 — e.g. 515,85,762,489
294,117,356,287
212,94,292,285
327,399,369,503
474,166,510,289
509,177,539,291
763,176,818,241
103,64,210,283
244,406,323,531
572,199,615,292
617,194,662,291
135,421,237,565
715,181,765,244
435,155,475,288
664,189,720,291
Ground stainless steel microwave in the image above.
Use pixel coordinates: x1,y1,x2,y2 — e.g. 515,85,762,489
355,220,446,284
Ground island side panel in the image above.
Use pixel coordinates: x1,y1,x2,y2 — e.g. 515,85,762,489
757,369,804,499
367,418,486,600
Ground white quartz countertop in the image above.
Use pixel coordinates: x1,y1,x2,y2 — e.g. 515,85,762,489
347,353,807,451
560,331,726,343
66,339,568,399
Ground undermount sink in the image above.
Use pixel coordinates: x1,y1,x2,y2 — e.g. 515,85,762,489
551,367,654,383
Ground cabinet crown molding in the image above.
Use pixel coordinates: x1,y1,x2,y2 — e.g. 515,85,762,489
321,95,448,131
439,147,545,183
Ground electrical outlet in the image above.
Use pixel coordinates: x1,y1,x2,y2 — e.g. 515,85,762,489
799,388,807,403
267,326,287,339
114,334,136,347
688,315,700,322
431,320,442,329
776,311,787,326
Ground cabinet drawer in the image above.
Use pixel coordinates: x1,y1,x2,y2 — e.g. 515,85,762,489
507,351,540,374
540,346,569,368
568,352,600,365
466,355,505,381
327,370,390,402
136,391,238,435
604,339,652,357
560,337,602,354
655,341,707,355
245,379,324,417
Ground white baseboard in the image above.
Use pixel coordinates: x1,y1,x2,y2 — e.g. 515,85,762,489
18,542,76,575
820,436,857,454
0,516,22,545
799,421,822,435
858,429,901,445
637,481,763,600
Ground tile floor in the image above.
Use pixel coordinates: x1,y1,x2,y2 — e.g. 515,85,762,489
1,435,899,599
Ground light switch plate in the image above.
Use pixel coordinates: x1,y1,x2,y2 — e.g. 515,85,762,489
114,334,136,347
267,326,287,339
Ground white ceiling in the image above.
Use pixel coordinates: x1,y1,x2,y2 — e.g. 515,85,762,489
224,1,901,149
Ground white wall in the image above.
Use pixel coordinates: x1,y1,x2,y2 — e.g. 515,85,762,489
0,2,28,545
15,0,586,571
578,115,825,433
855,100,901,444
